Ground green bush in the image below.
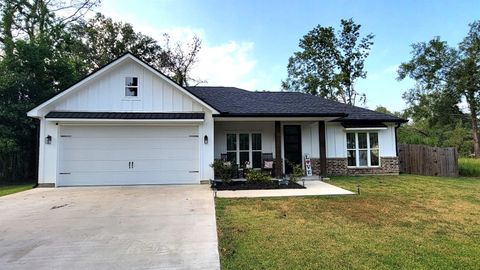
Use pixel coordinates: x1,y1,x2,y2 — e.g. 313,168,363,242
289,163,304,183
245,169,272,184
210,159,233,182
459,158,480,177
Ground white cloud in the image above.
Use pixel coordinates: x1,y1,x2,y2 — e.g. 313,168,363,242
192,41,257,88
367,64,399,81
94,3,258,89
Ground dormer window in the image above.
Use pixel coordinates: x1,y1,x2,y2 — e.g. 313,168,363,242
125,77,138,97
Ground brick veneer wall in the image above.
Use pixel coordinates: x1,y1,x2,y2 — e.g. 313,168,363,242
326,158,348,175
310,157,348,176
312,157,400,176
310,158,321,175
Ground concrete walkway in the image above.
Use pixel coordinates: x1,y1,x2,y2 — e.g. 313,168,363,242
0,185,220,270
216,180,355,198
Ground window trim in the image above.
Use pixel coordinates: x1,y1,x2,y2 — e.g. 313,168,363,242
124,76,140,99
226,132,262,168
346,131,380,168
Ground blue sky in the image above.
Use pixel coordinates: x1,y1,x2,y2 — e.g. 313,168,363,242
98,0,479,111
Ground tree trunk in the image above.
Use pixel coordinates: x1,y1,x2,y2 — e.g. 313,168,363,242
469,105,480,157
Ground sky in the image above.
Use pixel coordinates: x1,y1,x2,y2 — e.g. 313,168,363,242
97,0,479,111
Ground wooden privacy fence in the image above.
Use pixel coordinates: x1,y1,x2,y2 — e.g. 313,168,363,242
398,144,458,177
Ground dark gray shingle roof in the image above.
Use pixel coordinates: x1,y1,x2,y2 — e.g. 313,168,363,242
186,86,405,122
45,112,204,119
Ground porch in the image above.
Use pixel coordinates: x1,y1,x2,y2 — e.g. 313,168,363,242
213,119,329,178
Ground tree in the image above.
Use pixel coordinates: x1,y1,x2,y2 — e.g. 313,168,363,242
0,0,97,182
398,21,480,157
454,21,480,157
162,33,203,86
282,18,374,105
70,13,168,71
71,13,204,86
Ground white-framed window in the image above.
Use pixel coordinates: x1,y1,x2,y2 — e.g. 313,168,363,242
125,77,138,97
346,132,379,167
226,133,262,168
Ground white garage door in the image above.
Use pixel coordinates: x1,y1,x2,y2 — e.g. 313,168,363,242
58,125,199,186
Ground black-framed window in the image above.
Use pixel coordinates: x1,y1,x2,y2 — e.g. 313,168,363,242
225,133,262,168
346,132,379,167
226,134,237,163
125,77,138,97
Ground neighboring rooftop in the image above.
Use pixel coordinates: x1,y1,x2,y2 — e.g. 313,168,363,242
186,86,406,122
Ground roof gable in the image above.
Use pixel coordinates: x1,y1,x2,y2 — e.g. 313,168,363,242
28,53,218,117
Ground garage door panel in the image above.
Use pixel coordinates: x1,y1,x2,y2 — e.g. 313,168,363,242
61,159,197,172
61,126,198,138
60,171,198,186
62,138,198,150
58,125,200,186
61,148,198,161
133,159,198,171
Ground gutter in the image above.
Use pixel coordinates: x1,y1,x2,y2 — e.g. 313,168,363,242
212,113,348,118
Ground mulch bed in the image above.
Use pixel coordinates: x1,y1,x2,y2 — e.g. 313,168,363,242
212,181,306,191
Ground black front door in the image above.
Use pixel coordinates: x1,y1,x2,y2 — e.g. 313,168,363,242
283,125,302,174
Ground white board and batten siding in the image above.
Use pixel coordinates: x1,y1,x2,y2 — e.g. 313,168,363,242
35,57,215,186
325,122,397,158
49,60,204,113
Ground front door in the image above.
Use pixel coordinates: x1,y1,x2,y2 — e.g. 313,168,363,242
283,125,302,174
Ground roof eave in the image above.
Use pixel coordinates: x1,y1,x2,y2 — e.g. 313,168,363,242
27,52,220,118
332,118,408,123
213,113,348,118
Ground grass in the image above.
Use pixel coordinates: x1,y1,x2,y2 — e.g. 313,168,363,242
459,158,480,176
0,184,34,197
216,175,480,270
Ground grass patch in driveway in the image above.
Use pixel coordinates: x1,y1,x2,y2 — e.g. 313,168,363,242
215,175,480,270
0,184,34,197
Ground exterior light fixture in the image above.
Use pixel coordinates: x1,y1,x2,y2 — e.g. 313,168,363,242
204,135,208,144
45,135,52,144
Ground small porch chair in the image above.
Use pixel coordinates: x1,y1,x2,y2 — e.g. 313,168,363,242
261,153,274,176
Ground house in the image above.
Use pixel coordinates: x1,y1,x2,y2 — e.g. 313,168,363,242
27,53,407,187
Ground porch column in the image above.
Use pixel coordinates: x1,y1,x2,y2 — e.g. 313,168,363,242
274,121,283,178
318,121,327,176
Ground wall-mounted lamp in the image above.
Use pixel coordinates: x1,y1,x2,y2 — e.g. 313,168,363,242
204,135,208,144
45,135,52,145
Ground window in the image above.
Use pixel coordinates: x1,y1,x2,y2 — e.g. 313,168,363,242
251,133,262,168
226,133,262,168
226,134,237,163
346,132,379,167
125,77,138,97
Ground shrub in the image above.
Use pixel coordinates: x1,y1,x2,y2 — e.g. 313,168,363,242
459,158,480,177
210,159,233,182
245,169,272,184
289,163,304,183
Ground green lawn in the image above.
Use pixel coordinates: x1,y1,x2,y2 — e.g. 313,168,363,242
0,184,34,197
459,158,480,176
216,175,480,270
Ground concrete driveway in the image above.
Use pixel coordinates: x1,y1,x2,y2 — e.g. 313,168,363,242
0,185,220,270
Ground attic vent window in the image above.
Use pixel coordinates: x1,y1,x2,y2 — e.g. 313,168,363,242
125,77,138,97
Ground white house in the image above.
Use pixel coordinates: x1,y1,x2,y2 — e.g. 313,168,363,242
27,53,407,187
